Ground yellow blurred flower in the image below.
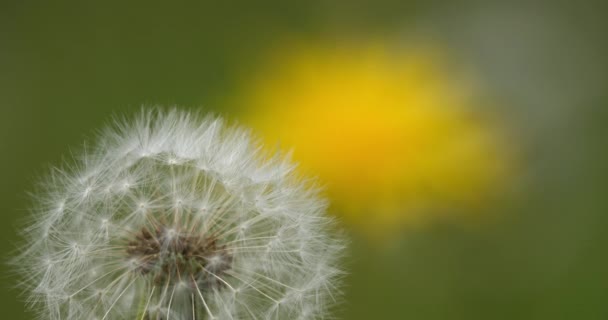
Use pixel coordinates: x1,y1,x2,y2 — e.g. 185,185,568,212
235,40,512,241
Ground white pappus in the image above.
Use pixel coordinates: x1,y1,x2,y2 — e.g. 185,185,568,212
13,109,345,320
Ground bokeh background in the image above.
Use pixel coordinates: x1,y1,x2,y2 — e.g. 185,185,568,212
1,1,607,319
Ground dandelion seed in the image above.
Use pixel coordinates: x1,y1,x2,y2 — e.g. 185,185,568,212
14,109,345,319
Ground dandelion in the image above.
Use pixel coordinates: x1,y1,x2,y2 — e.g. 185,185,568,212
13,109,345,319
237,40,513,241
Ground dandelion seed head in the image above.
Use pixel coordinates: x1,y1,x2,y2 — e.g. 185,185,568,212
14,109,345,319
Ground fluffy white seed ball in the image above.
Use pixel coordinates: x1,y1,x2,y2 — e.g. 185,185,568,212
14,109,345,320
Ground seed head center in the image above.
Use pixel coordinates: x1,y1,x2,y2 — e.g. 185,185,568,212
126,224,232,288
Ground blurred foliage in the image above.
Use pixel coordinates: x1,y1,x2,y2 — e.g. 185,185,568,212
1,1,607,319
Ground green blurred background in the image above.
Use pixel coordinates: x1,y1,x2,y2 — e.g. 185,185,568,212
1,1,607,319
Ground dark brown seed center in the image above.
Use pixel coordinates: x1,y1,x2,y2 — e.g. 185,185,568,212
126,225,233,288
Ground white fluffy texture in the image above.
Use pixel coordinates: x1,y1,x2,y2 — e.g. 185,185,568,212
15,110,345,320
